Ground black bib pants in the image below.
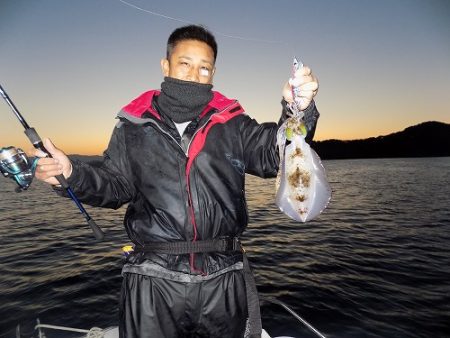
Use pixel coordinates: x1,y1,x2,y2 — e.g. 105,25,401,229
119,270,248,338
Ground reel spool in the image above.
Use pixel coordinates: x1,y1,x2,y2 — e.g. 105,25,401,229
0,146,37,191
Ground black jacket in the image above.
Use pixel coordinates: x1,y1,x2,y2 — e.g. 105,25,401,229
64,90,319,275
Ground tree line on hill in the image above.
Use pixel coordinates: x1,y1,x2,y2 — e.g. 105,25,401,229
311,121,450,160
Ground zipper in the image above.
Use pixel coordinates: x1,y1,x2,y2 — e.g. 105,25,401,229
144,119,204,273
146,120,186,154
184,100,239,275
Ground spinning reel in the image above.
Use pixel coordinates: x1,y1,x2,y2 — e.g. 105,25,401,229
0,146,38,192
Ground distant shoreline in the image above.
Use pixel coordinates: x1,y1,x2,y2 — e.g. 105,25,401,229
312,121,450,160
69,121,450,161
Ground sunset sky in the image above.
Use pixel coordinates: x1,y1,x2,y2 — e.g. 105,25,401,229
1,0,449,155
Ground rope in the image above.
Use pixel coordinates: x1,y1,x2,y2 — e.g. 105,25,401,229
87,327,105,338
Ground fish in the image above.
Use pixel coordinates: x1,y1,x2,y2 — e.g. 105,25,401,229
275,58,331,222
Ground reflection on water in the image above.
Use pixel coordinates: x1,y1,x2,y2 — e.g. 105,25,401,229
1,157,450,337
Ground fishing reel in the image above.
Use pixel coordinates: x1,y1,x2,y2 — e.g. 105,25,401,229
0,146,38,192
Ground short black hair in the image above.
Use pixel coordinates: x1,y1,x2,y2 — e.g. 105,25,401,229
166,25,218,62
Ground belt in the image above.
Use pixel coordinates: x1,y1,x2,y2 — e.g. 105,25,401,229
133,237,262,338
133,237,241,255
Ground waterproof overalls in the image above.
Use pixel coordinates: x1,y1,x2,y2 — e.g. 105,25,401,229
60,90,319,337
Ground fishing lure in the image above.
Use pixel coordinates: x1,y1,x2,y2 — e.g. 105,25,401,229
275,58,331,222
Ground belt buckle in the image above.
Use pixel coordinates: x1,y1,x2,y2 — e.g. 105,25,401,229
218,237,240,251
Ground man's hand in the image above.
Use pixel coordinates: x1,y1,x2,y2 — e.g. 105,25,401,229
32,138,72,186
282,65,319,111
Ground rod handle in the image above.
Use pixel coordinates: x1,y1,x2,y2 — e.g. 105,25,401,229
88,218,105,241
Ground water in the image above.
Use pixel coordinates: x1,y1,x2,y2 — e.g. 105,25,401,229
1,157,449,338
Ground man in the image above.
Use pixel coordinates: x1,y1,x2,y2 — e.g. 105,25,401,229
34,25,319,338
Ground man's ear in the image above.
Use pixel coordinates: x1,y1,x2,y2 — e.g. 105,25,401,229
161,58,169,77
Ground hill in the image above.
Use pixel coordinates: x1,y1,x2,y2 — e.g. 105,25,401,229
311,121,450,160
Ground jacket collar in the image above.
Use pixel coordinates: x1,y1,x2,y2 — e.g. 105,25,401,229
119,90,239,121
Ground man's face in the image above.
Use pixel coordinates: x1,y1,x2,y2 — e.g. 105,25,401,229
161,39,215,84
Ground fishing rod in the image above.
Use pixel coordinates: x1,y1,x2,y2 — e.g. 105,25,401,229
0,84,104,240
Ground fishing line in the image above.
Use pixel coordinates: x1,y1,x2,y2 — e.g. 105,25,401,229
118,0,289,46
119,0,194,25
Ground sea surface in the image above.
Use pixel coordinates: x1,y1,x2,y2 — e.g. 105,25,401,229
0,157,449,338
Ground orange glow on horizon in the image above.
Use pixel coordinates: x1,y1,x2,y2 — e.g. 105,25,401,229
3,110,448,155
62,142,109,156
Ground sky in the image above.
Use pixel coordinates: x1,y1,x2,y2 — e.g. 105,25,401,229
1,0,449,155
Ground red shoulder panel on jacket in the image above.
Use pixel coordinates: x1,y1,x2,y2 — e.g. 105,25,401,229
121,90,161,119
